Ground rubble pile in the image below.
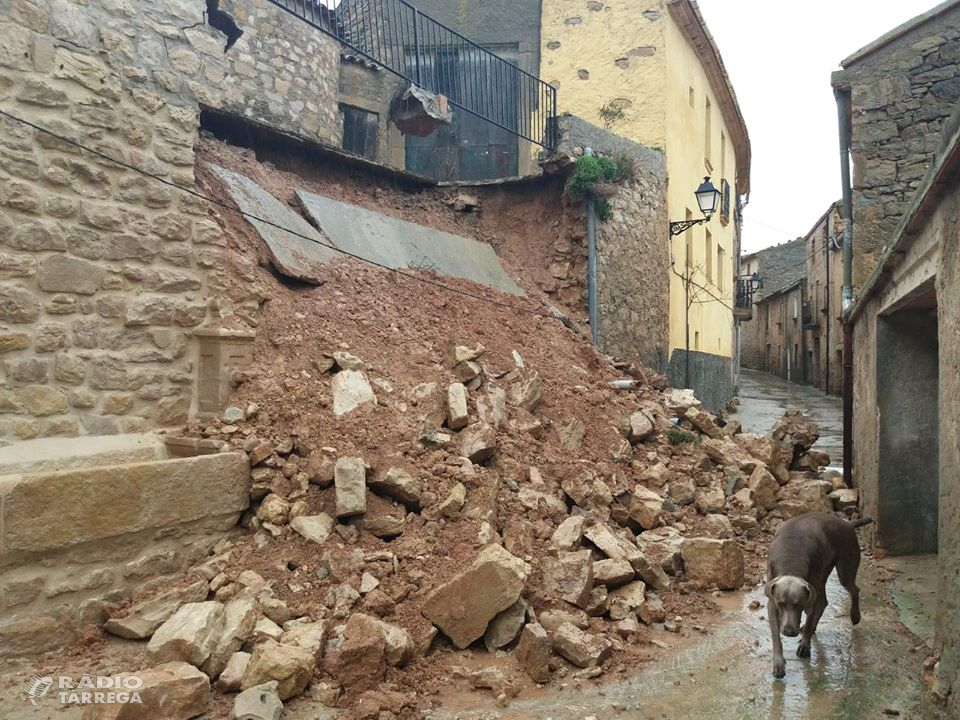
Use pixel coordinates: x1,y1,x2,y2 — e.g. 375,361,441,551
84,144,856,718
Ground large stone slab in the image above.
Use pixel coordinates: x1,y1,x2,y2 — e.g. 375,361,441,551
209,164,337,284
0,432,166,476
422,544,529,649
1,453,250,554
296,189,524,295
81,661,210,720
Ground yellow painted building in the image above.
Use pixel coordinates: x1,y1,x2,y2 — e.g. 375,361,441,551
540,0,751,407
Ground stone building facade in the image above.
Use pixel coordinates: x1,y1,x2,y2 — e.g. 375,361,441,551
802,203,844,395
754,280,806,384
847,99,960,715
835,0,960,290
738,238,805,371
0,0,344,442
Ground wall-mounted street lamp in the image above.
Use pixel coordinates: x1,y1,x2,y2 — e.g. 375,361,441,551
669,176,721,236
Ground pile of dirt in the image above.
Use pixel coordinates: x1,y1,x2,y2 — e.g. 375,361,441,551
69,142,851,719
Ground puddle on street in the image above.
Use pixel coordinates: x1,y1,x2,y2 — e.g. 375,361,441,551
429,560,939,720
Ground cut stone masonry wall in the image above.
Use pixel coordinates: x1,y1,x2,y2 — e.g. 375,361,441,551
0,0,342,441
842,4,960,289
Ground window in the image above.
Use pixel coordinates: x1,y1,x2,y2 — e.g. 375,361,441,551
720,130,726,177
704,229,713,283
689,87,695,108
717,246,725,292
704,96,712,167
341,106,378,159
694,331,700,350
685,208,694,268
720,179,731,226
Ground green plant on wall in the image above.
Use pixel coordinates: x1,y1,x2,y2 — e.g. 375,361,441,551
564,153,637,223
599,101,626,129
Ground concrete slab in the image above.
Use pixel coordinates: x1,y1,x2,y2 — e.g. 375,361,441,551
295,189,525,296
209,164,337,284
0,433,166,476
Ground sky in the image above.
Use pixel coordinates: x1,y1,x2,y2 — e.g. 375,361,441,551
696,0,932,254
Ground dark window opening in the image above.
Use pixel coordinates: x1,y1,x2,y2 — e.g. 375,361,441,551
720,178,731,225
341,106,378,160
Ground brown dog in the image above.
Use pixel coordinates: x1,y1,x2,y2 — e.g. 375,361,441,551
764,512,872,677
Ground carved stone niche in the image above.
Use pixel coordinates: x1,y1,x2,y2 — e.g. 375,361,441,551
195,328,255,418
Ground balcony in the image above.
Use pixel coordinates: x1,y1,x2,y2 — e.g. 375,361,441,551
734,276,755,321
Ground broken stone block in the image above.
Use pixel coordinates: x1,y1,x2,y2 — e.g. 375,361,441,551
668,478,696,506
583,522,643,569
256,494,290,525
147,601,225,666
369,616,414,667
550,622,612,668
305,451,335,487
334,457,366,518
637,591,666,625
242,638,314,701
454,360,482,383
721,419,742,436
361,513,405,539
551,515,585,551
333,351,365,371
280,620,327,661
461,422,497,463
421,544,529,649
87,662,210,719
438,482,467,517
484,599,527,650
632,552,671,592
515,623,552,683
392,84,453,136
747,465,779,511
561,471,613,512
626,411,655,443
608,580,647,621
684,406,722,438
662,388,700,416
331,370,376,416
103,579,208,640
703,513,734,538
539,608,589,632
218,651,250,692
772,410,819,456
628,487,663,529
542,550,593,609
334,613,386,693
290,513,335,545
680,538,744,590
592,559,635,587
204,593,260,678
694,485,726,515
510,372,543,412
556,416,586,449
446,382,469,430
253,617,284,643
369,468,421,508
829,487,858,511
233,681,282,720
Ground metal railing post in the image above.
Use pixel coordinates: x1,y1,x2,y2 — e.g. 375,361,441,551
412,8,422,86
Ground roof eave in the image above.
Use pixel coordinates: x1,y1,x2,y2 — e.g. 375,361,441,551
668,0,751,196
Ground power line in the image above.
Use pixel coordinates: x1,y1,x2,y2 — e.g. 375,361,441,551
0,107,559,321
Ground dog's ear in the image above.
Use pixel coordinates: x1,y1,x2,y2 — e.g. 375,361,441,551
763,577,779,600
801,579,817,607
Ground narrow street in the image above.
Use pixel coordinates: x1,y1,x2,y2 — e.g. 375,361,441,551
422,370,941,720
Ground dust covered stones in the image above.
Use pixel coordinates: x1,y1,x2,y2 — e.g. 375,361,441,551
680,537,745,590
422,544,530,649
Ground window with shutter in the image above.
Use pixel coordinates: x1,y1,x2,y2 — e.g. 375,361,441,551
720,178,731,226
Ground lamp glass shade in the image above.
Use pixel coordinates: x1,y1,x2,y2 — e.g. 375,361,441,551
695,176,721,217
751,273,762,291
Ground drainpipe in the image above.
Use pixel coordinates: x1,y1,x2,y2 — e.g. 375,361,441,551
585,147,599,345
834,71,854,488
824,214,831,394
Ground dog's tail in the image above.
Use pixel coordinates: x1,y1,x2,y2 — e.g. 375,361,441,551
848,516,873,529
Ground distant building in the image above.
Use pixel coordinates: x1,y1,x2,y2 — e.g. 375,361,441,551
802,203,844,395
754,279,806,384
738,239,806,371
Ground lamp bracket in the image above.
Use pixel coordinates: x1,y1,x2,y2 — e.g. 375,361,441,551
669,217,710,236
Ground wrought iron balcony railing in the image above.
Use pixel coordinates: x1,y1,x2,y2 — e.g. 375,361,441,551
735,276,755,320
265,0,559,149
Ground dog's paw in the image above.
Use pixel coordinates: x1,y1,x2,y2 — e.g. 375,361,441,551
772,657,786,678
796,642,811,658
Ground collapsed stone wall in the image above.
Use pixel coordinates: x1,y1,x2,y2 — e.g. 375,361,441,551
0,0,342,440
842,3,960,289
